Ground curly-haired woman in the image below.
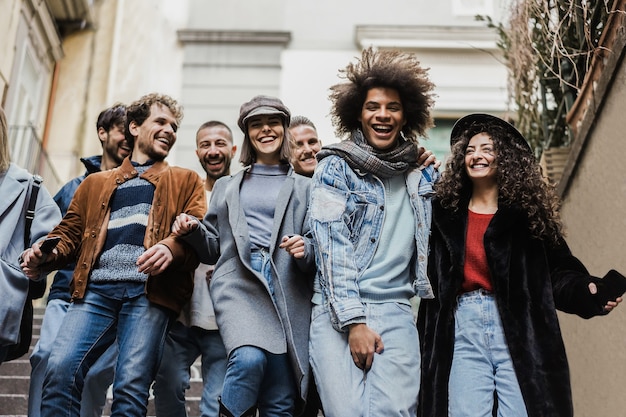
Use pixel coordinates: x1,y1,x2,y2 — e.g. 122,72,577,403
307,47,439,416
418,113,624,417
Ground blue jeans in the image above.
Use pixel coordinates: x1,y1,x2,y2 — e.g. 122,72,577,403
29,298,117,417
40,291,171,417
153,321,227,417
448,290,528,417
221,346,296,416
309,302,420,417
219,250,296,416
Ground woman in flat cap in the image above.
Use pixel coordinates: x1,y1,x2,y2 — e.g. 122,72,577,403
172,95,315,417
418,113,624,417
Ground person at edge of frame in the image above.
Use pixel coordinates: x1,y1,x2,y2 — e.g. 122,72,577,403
153,120,236,417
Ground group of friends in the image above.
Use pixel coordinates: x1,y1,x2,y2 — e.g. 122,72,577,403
1,46,623,417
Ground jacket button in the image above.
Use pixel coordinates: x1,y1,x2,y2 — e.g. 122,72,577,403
379,205,384,211
91,232,96,238
77,280,83,285
73,291,79,297
82,263,88,269
370,238,376,243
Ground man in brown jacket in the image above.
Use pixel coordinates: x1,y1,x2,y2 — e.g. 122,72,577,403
21,93,206,417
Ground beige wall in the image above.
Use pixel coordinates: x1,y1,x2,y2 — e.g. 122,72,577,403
559,53,626,415
0,0,21,103
45,0,186,192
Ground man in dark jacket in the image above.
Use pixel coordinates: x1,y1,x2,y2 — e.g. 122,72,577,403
28,103,129,417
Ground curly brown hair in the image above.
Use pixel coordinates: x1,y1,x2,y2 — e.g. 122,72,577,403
437,120,564,245
329,47,435,141
125,93,183,148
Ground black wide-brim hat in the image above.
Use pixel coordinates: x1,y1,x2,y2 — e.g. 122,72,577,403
450,113,531,151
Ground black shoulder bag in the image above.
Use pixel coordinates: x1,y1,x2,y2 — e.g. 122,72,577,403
5,175,44,361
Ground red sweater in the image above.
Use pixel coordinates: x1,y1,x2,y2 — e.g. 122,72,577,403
462,210,494,292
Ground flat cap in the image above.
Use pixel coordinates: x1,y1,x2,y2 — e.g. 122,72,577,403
237,95,291,132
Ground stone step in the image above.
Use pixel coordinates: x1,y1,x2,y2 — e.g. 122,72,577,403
0,393,28,416
0,358,31,377
0,308,42,416
0,308,207,417
0,375,30,395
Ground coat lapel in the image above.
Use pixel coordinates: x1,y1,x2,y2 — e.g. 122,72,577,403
433,202,467,272
483,206,524,299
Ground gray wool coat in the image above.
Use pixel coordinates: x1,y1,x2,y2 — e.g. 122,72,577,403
184,165,315,402
1,164,61,344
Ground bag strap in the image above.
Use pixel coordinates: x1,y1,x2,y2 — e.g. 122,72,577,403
23,175,43,249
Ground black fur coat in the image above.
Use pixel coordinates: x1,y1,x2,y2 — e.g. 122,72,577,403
417,200,610,417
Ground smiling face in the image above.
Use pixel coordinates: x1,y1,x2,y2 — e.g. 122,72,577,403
289,124,320,177
359,87,406,151
99,124,130,169
246,114,285,165
465,132,497,185
196,125,236,180
130,103,178,164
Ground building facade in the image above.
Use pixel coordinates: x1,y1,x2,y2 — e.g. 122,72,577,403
1,0,509,188
9,1,626,415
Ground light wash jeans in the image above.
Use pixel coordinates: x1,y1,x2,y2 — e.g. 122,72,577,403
153,321,227,417
40,291,171,417
309,302,420,417
219,250,296,416
449,289,528,417
29,298,117,417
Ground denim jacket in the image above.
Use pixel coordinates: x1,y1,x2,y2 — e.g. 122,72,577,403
309,154,438,331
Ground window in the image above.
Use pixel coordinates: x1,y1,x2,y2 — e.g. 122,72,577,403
8,43,46,170
426,118,455,167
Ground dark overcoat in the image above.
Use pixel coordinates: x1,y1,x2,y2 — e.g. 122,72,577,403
418,199,611,417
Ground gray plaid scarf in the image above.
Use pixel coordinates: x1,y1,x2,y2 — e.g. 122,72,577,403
316,130,419,178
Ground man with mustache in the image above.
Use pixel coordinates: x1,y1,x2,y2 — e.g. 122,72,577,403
154,120,236,417
21,93,206,417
